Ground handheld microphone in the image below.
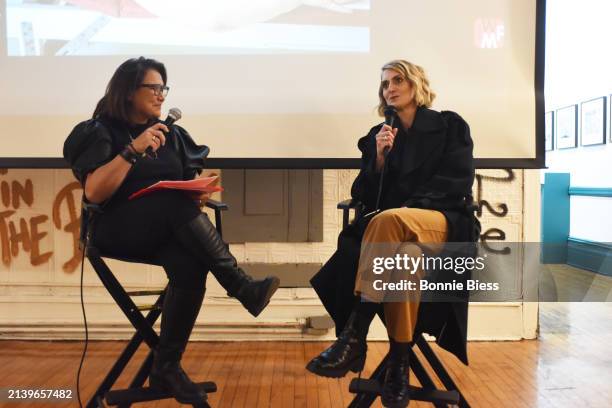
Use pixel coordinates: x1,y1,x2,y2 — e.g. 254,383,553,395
382,105,397,157
373,105,397,212
163,107,182,128
145,108,182,157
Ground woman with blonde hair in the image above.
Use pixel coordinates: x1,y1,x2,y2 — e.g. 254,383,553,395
307,60,478,407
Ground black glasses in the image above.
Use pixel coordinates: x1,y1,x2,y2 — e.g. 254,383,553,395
140,83,169,97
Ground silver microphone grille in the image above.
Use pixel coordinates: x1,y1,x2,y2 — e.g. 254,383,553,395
168,107,182,122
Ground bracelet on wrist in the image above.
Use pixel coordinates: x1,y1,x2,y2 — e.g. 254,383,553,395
129,142,147,157
119,144,139,164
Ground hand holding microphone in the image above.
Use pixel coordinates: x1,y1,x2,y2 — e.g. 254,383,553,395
372,106,398,209
131,123,168,155
376,125,398,158
375,106,398,171
377,105,398,157
131,108,182,157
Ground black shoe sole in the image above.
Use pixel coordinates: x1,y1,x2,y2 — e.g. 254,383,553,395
149,376,208,404
248,276,280,317
381,395,410,408
305,354,366,378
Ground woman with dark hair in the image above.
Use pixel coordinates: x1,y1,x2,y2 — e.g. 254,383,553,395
63,57,280,404
306,60,479,408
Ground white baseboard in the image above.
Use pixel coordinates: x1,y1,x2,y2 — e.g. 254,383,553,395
0,287,534,341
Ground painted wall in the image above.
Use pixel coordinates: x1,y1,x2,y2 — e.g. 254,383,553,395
0,168,538,341
544,0,612,243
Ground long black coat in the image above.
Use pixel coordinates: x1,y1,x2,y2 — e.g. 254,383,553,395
310,106,479,365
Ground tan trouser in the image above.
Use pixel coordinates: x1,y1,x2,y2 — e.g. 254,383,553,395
354,208,448,342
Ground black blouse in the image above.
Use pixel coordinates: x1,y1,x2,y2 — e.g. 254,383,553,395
63,117,209,204
109,122,182,201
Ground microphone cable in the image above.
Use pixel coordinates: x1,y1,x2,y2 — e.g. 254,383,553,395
374,158,388,212
74,159,138,408
374,106,396,212
76,229,89,408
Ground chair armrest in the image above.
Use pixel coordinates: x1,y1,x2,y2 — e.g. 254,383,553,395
80,200,103,249
337,199,363,229
205,199,229,211
204,199,228,236
337,199,361,210
83,201,103,214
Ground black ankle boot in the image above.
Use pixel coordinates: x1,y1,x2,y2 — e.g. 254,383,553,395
381,338,411,408
149,286,207,404
305,301,377,378
175,214,280,317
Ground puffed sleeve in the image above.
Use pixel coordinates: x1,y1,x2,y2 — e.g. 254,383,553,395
403,111,474,210
350,124,384,209
63,119,114,186
171,125,210,180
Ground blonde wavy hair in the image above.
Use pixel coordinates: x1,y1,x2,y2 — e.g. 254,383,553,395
377,59,436,116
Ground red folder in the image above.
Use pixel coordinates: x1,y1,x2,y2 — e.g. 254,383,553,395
128,176,223,200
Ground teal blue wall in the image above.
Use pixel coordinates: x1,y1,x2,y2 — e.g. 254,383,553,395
541,173,570,263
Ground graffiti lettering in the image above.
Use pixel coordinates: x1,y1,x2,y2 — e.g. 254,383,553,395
52,182,83,273
1,181,10,207
475,170,514,254
0,210,16,266
481,228,511,255
2,214,53,266
0,171,73,271
11,179,34,209
475,170,514,218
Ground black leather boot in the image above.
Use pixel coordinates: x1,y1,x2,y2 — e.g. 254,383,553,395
305,301,377,378
149,285,207,404
175,214,280,317
381,338,411,408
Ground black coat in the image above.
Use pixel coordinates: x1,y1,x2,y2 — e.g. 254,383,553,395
311,106,479,365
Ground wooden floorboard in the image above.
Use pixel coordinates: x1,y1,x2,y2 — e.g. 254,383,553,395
2,302,612,406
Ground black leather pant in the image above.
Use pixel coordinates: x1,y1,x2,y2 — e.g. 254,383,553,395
92,190,208,289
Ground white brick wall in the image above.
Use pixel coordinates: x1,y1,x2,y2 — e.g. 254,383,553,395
0,168,524,286
0,168,528,339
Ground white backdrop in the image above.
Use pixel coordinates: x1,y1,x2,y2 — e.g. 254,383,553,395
1,0,540,161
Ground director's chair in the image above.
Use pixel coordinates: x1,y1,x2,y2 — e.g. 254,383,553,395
81,199,228,408
337,199,471,408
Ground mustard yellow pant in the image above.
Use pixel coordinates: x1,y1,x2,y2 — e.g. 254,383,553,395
354,208,448,342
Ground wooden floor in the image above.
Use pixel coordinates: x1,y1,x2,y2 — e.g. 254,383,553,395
2,265,612,408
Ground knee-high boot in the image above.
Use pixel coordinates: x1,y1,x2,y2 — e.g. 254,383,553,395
149,285,206,404
175,213,280,317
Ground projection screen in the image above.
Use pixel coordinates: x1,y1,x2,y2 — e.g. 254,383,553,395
0,0,545,168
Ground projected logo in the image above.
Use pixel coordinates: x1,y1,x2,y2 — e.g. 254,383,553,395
5,0,371,56
474,18,505,49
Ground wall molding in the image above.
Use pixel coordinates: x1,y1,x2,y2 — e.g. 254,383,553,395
567,237,612,276
1,290,527,341
568,187,612,197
